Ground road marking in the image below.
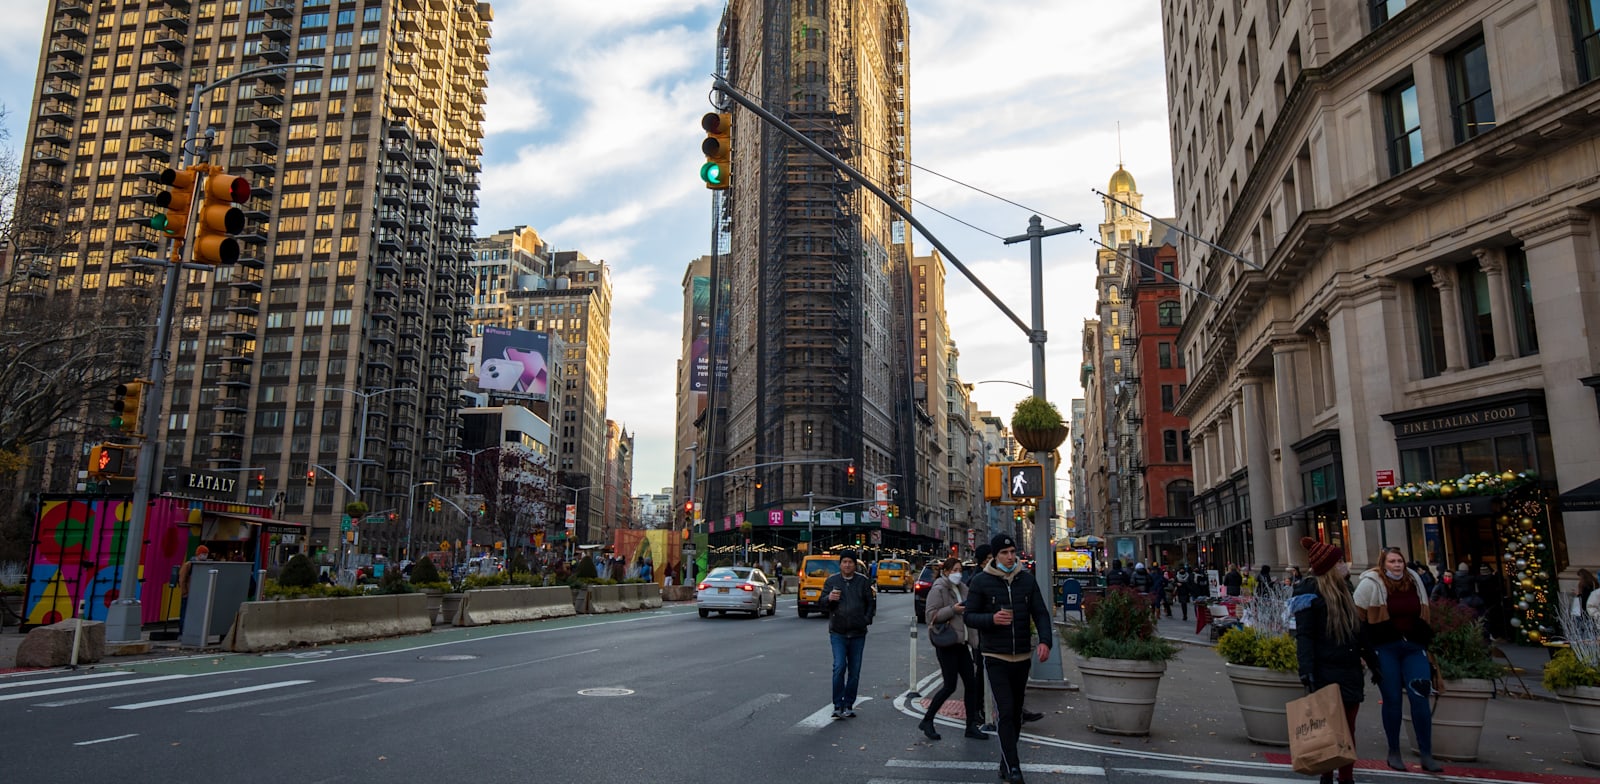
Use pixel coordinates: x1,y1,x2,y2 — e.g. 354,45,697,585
111,680,313,711
0,674,189,703
0,671,135,690
1114,770,1300,783
886,759,1106,777
36,686,184,707
187,682,372,714
73,733,139,746
791,697,874,731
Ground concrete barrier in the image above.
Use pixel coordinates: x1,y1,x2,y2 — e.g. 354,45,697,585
453,586,577,627
618,583,643,611
662,585,696,602
224,593,430,652
782,576,799,594
586,584,625,614
639,583,663,608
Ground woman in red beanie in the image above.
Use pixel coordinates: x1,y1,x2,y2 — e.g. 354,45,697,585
1290,537,1380,784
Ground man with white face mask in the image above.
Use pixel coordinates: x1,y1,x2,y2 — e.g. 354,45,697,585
966,535,1055,784
917,556,987,741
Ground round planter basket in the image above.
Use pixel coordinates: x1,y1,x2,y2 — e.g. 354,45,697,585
1074,655,1167,736
1403,678,1494,761
1558,685,1600,768
1014,425,1068,453
1223,662,1303,746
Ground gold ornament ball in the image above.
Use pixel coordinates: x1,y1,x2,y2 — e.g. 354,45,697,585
1528,630,1543,643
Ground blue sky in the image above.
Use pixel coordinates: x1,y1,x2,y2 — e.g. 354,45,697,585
1,0,1173,502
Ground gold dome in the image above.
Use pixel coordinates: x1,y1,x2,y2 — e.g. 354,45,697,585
1109,166,1136,193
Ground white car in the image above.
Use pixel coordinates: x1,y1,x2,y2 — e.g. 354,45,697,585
696,567,778,618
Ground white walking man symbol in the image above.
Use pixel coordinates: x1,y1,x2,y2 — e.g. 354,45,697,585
1012,469,1030,496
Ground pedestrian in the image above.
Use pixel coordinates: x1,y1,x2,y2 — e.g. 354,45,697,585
1355,546,1443,772
1412,561,1435,596
918,556,988,741
1150,564,1168,616
822,550,876,719
1285,565,1302,589
1131,562,1151,595
177,545,211,632
1254,565,1273,596
1574,568,1599,622
1223,564,1243,597
967,544,993,731
1292,537,1380,784
1104,559,1130,587
1174,564,1194,621
966,534,1054,784
1429,569,1456,602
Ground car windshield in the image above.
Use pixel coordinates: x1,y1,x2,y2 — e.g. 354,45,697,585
918,566,935,582
804,560,840,578
882,563,903,571
707,568,750,581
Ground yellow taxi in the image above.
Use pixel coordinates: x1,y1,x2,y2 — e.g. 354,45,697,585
875,559,912,592
797,554,840,618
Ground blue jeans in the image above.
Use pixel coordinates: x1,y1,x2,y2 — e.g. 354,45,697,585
830,633,866,710
1375,639,1433,754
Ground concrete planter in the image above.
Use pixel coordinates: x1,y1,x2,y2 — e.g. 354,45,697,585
440,593,465,626
1223,662,1303,746
1401,677,1493,761
423,589,445,625
1557,685,1600,767
1074,654,1167,736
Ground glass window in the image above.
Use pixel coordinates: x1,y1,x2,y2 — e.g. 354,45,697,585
1506,245,1539,356
1167,480,1194,517
1158,342,1173,368
1575,0,1600,83
1447,36,1495,143
1164,430,1179,462
1384,78,1424,175
1158,300,1181,326
1456,259,1494,367
1413,274,1447,377
1372,0,1406,26
1161,384,1175,411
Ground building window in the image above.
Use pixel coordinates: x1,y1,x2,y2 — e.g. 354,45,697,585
1158,342,1172,369
1181,430,1191,461
1457,258,1495,367
1111,334,1121,350
1384,78,1424,175
1372,0,1406,27
1158,300,1181,326
1164,430,1179,462
1414,274,1448,378
1506,245,1539,356
1166,480,1193,517
1575,0,1600,83
1161,384,1175,412
1447,36,1495,143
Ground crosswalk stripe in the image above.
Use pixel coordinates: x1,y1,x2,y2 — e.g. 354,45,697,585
0,671,134,691
110,680,313,711
1114,768,1301,783
187,682,371,714
0,674,189,703
886,759,1106,777
792,697,875,731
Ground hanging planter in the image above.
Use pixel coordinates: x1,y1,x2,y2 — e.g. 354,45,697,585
1011,396,1068,452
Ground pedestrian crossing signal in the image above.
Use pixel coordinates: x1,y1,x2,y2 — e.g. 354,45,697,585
1007,464,1044,499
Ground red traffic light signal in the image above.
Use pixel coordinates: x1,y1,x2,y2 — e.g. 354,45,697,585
256,473,266,490
305,469,316,486
193,170,251,265
846,463,856,484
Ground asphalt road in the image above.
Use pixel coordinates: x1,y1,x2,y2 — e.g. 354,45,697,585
1,592,1518,783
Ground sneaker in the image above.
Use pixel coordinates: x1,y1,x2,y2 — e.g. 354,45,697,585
979,722,997,733
841,708,857,718
831,708,844,720
1022,710,1044,723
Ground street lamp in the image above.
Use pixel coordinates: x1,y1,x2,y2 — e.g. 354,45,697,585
558,483,591,560
405,481,435,561
321,385,413,568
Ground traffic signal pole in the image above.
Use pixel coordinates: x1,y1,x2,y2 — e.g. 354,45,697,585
104,61,323,644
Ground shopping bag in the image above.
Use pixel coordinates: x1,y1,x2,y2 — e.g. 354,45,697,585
1287,684,1357,775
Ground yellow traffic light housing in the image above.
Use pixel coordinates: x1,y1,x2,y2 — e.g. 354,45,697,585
151,167,197,243
983,465,1003,501
193,170,251,265
111,380,149,435
699,112,731,190
87,443,129,479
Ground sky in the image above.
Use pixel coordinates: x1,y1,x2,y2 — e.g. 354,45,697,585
0,0,1174,503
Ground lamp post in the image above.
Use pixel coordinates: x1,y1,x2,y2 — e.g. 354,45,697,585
805,491,816,556
321,385,413,570
559,484,591,561
405,481,435,561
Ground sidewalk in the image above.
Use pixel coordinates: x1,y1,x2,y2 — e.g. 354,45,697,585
918,611,1590,781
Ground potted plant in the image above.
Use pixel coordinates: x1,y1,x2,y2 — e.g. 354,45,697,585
1546,601,1600,768
1010,396,1068,453
1063,586,1180,736
1216,623,1301,746
1394,599,1503,761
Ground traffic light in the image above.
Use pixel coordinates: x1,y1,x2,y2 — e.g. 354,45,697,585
192,169,251,265
1007,463,1045,499
699,111,731,190
477,502,486,517
151,167,197,242
683,500,693,525
305,469,316,486
111,380,148,435
983,465,1003,501
256,472,266,490
87,443,127,479
846,463,856,485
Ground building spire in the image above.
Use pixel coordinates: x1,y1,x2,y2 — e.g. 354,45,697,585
1117,121,1123,168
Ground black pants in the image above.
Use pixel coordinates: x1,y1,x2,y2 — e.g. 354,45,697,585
925,642,981,722
968,643,986,720
985,656,1032,775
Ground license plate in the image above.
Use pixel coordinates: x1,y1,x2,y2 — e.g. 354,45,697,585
717,587,729,594
804,590,818,598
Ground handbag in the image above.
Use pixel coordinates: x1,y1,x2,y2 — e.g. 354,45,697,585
1287,684,1358,775
1426,651,1445,694
928,619,960,648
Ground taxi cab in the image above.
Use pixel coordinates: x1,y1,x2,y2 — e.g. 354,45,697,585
796,554,841,618
875,559,912,592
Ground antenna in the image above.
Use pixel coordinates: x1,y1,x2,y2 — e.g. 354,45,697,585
1117,121,1123,168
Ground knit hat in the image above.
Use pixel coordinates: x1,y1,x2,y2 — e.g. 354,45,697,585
194,545,209,556
989,533,1017,554
1301,537,1343,576
972,544,993,565
837,550,859,564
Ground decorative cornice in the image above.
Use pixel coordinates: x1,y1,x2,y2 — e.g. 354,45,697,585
1512,208,1594,246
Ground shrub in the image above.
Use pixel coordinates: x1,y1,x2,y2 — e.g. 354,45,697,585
575,556,598,581
1011,396,1063,431
1217,626,1297,672
277,554,319,588
261,580,363,600
1544,649,1600,692
508,552,530,576
463,572,507,590
376,564,414,594
1064,586,1180,662
1429,599,1507,681
410,556,442,585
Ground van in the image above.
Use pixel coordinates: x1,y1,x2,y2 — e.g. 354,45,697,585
876,559,912,592
796,554,841,618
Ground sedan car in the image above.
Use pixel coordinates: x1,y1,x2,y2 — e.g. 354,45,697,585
912,564,936,623
696,566,779,618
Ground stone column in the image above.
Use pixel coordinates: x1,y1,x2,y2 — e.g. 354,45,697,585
1273,338,1310,563
1241,375,1276,568
1472,246,1517,362
1312,324,1336,412
1427,263,1467,373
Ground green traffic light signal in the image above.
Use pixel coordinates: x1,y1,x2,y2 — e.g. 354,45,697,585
699,161,725,187
150,214,170,232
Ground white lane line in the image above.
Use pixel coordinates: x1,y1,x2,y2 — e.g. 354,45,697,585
0,671,135,690
866,780,995,784
886,759,1106,777
73,733,139,746
37,687,185,707
0,674,189,703
1114,769,1302,784
791,697,874,731
111,680,313,711
187,682,372,714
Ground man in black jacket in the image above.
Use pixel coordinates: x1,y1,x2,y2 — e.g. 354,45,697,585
966,534,1054,784
822,550,876,719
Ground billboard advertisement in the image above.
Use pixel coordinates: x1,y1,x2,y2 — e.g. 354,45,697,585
690,276,710,392
478,326,549,396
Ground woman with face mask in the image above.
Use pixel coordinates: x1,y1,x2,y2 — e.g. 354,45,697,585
918,556,988,741
1353,547,1441,772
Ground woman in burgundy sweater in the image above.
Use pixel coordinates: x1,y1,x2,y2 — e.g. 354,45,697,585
1353,547,1441,773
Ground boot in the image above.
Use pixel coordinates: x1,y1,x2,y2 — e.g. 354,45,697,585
965,721,990,740
1386,749,1405,771
1419,752,1443,773
1319,773,1333,784
918,716,941,740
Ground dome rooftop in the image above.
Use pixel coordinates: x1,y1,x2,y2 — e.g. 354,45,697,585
1109,166,1136,193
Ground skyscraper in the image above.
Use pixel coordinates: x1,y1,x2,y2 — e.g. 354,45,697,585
14,0,492,560
702,0,924,552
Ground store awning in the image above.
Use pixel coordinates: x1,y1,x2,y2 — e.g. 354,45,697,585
1265,502,1319,530
1559,477,1600,513
207,511,306,531
1359,495,1498,521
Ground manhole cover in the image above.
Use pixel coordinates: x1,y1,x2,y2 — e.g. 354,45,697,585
577,687,634,697
418,654,479,662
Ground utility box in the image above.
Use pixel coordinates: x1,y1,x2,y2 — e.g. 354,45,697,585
180,561,253,648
